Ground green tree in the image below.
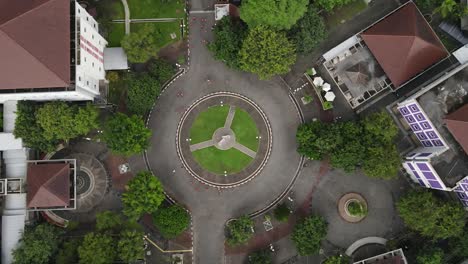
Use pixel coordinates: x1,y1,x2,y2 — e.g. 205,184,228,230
148,59,176,84
55,239,81,264
208,16,247,69
126,73,161,116
289,6,327,53
239,26,296,79
397,191,466,239
240,0,308,30
273,203,291,222
323,255,351,264
416,247,444,264
153,205,190,239
12,223,64,264
122,171,165,220
118,230,145,263
102,113,152,156
362,111,398,144
36,102,98,142
315,0,354,12
95,211,123,231
248,249,272,264
14,101,58,152
291,216,328,256
449,228,468,259
362,145,400,179
296,121,327,160
329,121,364,172
78,232,116,264
122,24,160,63
226,215,254,246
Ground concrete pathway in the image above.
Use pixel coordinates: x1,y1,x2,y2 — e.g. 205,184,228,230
233,143,256,158
189,140,214,151
224,106,236,128
121,0,130,34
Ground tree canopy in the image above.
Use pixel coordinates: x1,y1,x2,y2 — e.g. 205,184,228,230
12,223,64,264
209,16,247,69
226,215,254,246
240,0,309,30
416,247,444,264
122,24,160,63
239,26,296,80
289,6,327,53
78,232,116,264
118,230,145,263
296,112,401,179
291,216,328,256
101,113,152,156
96,211,123,231
148,59,177,84
126,73,161,116
314,0,354,12
397,191,466,239
248,249,272,264
122,171,165,220
323,255,351,264
153,205,190,239
55,239,81,264
273,203,291,222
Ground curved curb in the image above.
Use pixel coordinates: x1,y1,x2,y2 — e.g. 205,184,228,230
175,92,273,188
345,237,388,256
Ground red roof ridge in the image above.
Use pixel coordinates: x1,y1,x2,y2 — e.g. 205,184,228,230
0,0,52,27
0,30,67,87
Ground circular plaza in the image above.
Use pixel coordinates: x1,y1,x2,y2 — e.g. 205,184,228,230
176,92,272,187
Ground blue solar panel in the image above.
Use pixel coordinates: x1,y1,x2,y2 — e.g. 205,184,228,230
399,107,410,116
428,180,443,189
416,163,430,171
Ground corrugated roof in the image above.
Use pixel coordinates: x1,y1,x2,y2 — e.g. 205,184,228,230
27,163,70,208
0,0,71,90
361,3,448,88
445,104,468,154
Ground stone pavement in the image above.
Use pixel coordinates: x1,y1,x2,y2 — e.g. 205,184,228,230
233,142,256,158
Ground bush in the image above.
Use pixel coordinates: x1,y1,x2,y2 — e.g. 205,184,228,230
248,249,272,264
126,73,161,116
55,239,81,264
78,232,116,264
148,59,176,84
291,216,328,256
96,211,123,231
226,215,254,246
153,205,190,239
324,255,351,264
346,201,367,217
273,203,291,222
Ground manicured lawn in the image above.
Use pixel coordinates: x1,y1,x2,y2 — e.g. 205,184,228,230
192,147,253,174
230,108,259,151
127,0,185,19
111,0,125,19
190,105,229,144
325,0,368,29
107,23,125,47
131,21,181,50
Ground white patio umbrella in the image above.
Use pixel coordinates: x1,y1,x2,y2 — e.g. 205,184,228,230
324,91,336,102
322,83,331,92
313,77,324,86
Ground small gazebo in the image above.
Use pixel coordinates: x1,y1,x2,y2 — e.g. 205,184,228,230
345,61,370,86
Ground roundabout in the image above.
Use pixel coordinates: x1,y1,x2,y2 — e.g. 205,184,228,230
176,92,272,187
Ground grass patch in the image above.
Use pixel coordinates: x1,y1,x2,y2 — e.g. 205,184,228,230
111,0,125,19
108,78,127,106
131,22,181,50
230,108,259,151
325,0,368,29
192,147,253,174
190,105,229,144
127,0,185,19
107,23,125,47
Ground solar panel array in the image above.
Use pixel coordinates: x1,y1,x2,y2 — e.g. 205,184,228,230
403,161,447,190
398,102,446,148
453,177,468,208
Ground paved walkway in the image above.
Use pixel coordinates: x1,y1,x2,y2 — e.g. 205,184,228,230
121,0,130,34
224,105,236,128
233,142,256,158
189,140,214,151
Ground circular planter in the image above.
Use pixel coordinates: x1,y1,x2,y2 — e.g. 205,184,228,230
338,193,368,223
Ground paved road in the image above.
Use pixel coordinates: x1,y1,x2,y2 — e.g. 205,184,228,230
120,0,130,34
145,12,304,264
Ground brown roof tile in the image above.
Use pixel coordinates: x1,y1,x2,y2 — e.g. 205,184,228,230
361,3,448,88
445,104,468,155
0,0,71,90
27,163,70,208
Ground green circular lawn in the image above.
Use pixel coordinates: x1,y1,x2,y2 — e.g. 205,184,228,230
189,105,259,175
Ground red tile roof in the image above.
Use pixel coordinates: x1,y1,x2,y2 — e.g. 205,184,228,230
27,163,70,208
361,3,448,88
445,104,468,155
0,0,71,90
